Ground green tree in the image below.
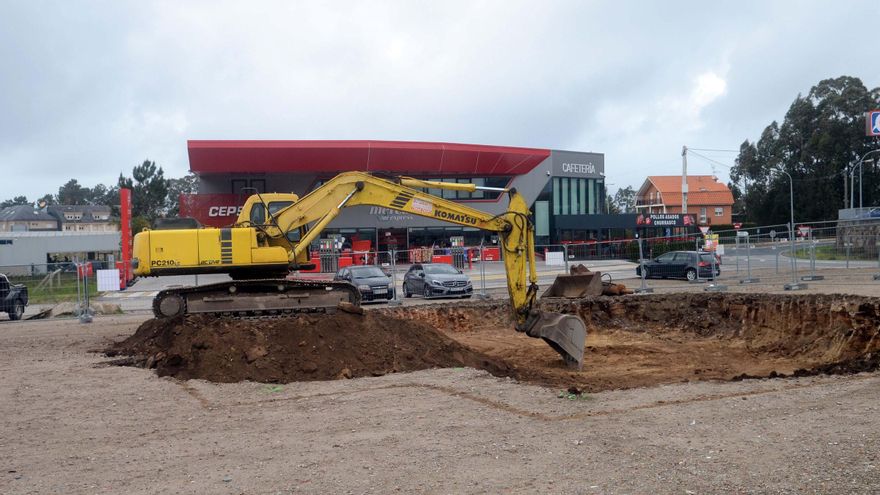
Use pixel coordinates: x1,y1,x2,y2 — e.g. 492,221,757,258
0,196,29,208
57,179,89,205
118,160,170,220
37,193,56,206
731,76,880,224
605,195,621,214
612,186,636,213
165,173,200,216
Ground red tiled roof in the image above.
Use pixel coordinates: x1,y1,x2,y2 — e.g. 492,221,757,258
642,175,734,206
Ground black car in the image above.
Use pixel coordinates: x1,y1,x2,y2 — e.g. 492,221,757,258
403,263,472,299
0,273,28,320
333,265,395,302
635,251,720,281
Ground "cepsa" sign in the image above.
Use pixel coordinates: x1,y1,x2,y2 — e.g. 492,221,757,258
208,206,244,217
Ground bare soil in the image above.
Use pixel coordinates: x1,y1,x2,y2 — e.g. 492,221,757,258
107,293,880,395
396,294,880,391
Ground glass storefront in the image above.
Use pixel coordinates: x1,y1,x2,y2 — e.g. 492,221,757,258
552,177,603,216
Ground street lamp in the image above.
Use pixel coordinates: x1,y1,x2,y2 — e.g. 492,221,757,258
850,149,880,209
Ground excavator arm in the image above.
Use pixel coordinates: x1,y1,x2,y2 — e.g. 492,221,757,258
257,172,586,367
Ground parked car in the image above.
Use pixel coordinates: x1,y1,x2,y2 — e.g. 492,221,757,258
635,251,720,281
403,263,472,299
333,265,395,302
0,273,28,320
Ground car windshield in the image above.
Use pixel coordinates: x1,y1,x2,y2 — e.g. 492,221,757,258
351,267,386,278
423,264,458,274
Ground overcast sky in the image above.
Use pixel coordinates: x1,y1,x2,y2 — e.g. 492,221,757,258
2,0,878,200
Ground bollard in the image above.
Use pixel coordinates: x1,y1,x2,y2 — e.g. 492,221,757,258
635,238,653,293
739,232,759,284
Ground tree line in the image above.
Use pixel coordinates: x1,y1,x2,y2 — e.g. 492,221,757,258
1,160,198,231
731,76,880,225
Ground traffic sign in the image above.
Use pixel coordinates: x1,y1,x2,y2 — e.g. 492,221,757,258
769,230,777,239
798,226,811,236
699,226,710,235
868,110,880,137
733,222,742,230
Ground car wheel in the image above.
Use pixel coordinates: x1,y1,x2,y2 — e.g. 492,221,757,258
643,267,651,279
423,284,432,298
403,284,412,298
685,268,697,281
8,299,24,321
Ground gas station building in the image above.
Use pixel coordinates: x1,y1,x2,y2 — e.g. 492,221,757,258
180,140,608,251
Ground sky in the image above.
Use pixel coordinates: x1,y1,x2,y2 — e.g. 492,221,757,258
2,0,879,201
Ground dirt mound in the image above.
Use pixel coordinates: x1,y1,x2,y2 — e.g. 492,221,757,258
106,312,514,383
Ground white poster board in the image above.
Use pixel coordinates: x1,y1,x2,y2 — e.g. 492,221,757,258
545,251,565,266
96,269,120,291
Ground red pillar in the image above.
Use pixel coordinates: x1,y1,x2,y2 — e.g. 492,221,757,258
120,188,132,284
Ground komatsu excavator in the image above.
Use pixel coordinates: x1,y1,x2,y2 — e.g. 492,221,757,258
132,172,589,367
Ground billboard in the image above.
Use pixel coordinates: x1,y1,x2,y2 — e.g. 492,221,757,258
635,213,696,227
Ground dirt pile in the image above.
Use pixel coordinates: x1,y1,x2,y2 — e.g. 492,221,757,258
106,312,514,383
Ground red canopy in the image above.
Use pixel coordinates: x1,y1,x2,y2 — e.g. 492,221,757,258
188,140,550,176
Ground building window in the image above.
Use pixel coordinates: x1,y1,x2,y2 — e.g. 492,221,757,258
714,207,723,217
700,207,707,223
552,178,560,215
561,178,569,215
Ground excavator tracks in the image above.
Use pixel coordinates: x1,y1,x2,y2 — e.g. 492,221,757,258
151,279,362,319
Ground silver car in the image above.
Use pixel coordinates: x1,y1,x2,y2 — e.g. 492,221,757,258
403,263,473,299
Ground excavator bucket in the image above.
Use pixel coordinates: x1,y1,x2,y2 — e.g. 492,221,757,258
524,311,587,369
542,272,604,298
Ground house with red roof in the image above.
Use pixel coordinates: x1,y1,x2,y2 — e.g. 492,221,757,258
635,175,734,225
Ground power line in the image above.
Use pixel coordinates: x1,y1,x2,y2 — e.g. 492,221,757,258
686,149,735,169
687,148,739,153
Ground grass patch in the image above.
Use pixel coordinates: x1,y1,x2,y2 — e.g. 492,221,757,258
6,273,100,304
792,245,876,262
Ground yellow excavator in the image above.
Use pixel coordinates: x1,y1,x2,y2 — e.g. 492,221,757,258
133,172,589,367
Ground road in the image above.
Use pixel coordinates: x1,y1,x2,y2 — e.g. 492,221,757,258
95,260,640,312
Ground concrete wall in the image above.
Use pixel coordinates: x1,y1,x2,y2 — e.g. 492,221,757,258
0,231,121,274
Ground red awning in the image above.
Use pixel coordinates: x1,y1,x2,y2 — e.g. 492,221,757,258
187,140,550,176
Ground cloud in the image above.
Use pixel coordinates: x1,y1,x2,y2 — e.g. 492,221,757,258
0,0,877,200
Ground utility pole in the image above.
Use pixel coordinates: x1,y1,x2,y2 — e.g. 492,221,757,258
681,145,689,215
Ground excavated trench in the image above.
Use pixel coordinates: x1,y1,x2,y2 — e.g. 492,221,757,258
107,293,880,391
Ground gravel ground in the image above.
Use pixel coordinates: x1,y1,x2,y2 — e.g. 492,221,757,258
1,312,879,494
